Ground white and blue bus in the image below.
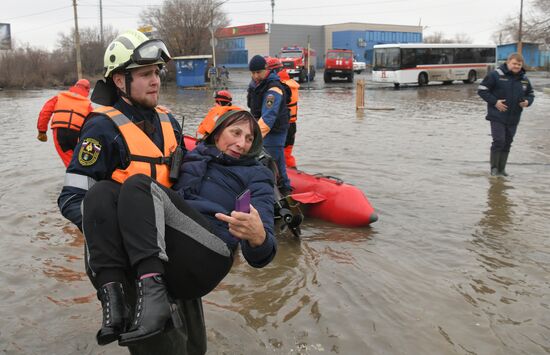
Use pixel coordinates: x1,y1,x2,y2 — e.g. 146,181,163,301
372,43,496,87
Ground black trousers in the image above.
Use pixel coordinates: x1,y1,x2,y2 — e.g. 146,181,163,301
285,122,297,147
56,127,80,152
490,121,518,153
82,174,233,300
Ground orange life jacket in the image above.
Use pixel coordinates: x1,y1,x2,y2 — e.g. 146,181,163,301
282,79,299,123
51,91,91,130
94,106,178,188
196,105,242,137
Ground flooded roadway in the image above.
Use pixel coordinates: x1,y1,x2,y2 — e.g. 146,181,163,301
1,70,549,354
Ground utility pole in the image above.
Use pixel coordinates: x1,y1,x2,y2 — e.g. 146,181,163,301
99,0,104,46
72,0,82,79
271,0,275,24
306,34,310,89
210,9,217,67
210,1,227,67
517,0,523,55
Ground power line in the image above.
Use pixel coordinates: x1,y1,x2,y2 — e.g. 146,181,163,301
16,18,74,34
0,6,72,21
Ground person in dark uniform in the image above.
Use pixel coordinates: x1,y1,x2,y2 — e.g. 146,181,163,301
478,52,535,176
246,55,292,195
57,30,206,354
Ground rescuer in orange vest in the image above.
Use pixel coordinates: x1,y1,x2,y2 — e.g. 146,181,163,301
196,90,242,138
36,79,93,167
57,30,207,351
266,57,300,168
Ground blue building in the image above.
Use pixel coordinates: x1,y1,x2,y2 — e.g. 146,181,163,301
215,22,423,68
497,42,540,67
540,49,550,69
331,29,422,64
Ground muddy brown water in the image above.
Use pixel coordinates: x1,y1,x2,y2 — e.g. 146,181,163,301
1,71,549,354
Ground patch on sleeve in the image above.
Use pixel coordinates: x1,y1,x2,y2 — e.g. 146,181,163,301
78,138,102,166
265,94,275,109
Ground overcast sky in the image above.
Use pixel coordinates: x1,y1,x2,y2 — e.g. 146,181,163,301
1,0,527,51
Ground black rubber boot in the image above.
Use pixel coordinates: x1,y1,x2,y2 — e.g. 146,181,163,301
96,282,129,345
118,275,182,346
498,152,509,176
490,150,500,176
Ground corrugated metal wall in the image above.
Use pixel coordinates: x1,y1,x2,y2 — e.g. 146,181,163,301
332,30,422,64
324,22,423,61
215,22,424,67
497,43,540,67
269,24,324,68
245,34,271,61
540,50,550,69
217,37,247,68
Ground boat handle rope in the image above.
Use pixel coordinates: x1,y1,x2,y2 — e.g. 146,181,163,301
313,174,344,185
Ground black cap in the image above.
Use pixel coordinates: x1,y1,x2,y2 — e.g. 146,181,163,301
249,55,267,71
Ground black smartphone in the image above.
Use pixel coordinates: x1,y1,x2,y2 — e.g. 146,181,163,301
235,189,251,213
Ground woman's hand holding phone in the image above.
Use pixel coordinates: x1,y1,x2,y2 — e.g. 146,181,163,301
214,190,266,247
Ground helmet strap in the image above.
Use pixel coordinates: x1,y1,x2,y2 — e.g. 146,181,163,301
118,70,145,108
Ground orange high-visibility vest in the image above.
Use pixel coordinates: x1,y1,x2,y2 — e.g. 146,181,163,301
51,91,91,130
94,106,178,188
282,79,299,123
196,105,242,137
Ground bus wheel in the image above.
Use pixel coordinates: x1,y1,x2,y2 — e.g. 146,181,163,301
393,83,400,89
463,70,477,84
443,80,453,85
418,72,428,86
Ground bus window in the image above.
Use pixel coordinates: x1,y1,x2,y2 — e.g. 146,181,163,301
442,48,454,64
455,48,474,63
415,48,431,65
374,48,400,69
478,48,496,63
402,49,416,68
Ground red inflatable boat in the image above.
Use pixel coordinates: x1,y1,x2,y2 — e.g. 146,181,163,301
183,136,377,227
287,169,378,227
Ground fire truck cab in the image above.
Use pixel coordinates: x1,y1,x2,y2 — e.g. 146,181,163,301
324,48,354,83
279,46,316,83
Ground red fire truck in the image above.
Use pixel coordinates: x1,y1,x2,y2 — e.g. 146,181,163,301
324,48,354,83
279,46,316,83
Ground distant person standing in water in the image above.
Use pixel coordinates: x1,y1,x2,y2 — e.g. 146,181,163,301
36,79,93,167
478,53,534,176
219,66,229,88
208,64,218,88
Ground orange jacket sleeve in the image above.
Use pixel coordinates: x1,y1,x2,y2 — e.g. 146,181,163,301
37,96,58,132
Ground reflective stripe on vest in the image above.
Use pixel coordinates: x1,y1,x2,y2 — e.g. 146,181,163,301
93,106,178,187
283,79,299,123
51,91,91,131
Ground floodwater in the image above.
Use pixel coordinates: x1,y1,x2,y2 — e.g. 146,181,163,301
1,70,549,355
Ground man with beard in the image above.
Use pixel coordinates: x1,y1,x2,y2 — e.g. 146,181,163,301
57,29,206,354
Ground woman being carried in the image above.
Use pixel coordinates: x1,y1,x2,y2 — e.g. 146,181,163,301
82,110,276,347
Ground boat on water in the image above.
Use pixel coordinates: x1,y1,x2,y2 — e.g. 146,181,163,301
183,136,377,227
287,169,378,227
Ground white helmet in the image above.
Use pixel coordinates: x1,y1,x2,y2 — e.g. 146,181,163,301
103,29,171,78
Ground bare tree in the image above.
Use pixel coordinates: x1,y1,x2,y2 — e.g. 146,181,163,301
56,25,118,78
139,0,229,57
493,0,550,45
423,31,470,44
453,33,473,44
